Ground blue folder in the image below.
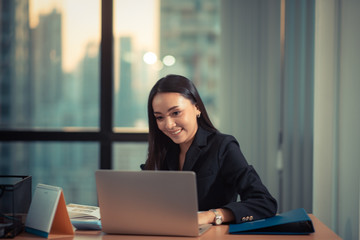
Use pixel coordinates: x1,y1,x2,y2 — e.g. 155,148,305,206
229,208,315,235
71,219,102,230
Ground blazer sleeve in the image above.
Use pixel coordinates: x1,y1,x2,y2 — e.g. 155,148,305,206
218,136,277,223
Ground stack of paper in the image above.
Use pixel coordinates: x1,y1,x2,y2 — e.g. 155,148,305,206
66,203,102,230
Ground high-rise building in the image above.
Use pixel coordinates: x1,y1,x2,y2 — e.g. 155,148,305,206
115,37,135,127
30,9,63,127
0,0,30,128
79,41,99,127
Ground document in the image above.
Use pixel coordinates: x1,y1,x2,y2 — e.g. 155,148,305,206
66,203,101,230
67,203,100,220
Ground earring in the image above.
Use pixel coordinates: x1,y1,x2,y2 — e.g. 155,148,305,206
197,113,201,118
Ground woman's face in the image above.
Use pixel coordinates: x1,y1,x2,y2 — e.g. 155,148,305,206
152,92,200,150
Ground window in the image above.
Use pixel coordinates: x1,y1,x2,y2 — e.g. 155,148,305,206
0,142,99,205
0,0,220,203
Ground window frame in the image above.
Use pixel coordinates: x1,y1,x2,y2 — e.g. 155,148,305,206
0,0,148,169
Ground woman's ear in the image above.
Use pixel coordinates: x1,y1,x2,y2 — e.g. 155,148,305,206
195,105,201,118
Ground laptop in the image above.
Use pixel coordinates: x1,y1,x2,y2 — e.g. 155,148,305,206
95,170,212,237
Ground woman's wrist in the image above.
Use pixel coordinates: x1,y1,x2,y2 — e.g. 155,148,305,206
198,208,235,225
210,208,235,224
209,209,223,225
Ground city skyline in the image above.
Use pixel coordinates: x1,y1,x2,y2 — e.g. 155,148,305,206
30,0,158,73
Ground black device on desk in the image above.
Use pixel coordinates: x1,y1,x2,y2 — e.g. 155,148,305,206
0,176,31,238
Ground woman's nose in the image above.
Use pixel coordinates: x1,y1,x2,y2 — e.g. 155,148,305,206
165,117,175,129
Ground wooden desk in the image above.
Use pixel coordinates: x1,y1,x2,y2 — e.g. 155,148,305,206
16,214,341,240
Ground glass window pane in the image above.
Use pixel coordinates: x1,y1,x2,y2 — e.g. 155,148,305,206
113,0,221,129
0,0,100,129
0,142,99,205
113,0,158,130
113,143,147,170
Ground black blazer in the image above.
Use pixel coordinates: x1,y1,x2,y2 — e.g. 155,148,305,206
144,127,277,224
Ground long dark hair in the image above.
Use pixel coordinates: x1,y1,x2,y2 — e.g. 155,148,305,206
144,74,217,170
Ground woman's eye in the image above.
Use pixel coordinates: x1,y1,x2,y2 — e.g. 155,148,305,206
172,111,180,116
155,116,163,121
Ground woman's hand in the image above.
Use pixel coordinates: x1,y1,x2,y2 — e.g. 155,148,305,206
198,211,215,225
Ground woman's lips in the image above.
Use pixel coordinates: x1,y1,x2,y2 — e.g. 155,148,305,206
169,129,182,135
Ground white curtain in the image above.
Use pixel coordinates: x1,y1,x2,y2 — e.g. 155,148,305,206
314,0,360,239
219,0,314,213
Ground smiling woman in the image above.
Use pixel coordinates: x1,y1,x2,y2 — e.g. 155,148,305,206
142,74,278,225
144,74,217,171
152,92,200,154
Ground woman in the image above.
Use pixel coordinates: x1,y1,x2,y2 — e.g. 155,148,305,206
142,74,277,225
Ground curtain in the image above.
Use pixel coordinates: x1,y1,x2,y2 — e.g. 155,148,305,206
280,0,314,212
219,0,314,213
314,0,360,239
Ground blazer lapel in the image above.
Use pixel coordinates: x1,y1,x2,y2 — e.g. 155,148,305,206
182,127,210,171
182,146,202,171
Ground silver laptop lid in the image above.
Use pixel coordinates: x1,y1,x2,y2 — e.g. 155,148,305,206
95,170,200,237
